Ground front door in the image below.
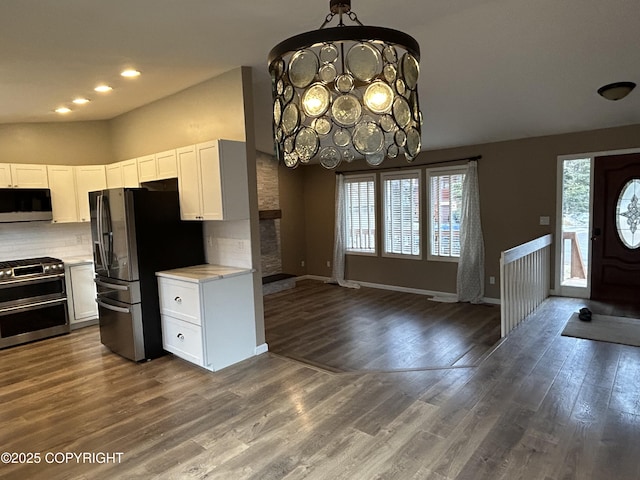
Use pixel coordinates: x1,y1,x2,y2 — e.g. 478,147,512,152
591,153,640,302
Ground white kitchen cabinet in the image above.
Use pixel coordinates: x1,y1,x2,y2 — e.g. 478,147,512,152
0,163,49,188
47,165,79,223
0,164,12,187
157,266,256,371
136,154,157,183
106,159,139,188
176,140,249,221
65,260,98,328
137,150,178,184
75,165,106,222
155,149,178,180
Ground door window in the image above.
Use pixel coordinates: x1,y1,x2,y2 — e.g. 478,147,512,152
616,179,640,249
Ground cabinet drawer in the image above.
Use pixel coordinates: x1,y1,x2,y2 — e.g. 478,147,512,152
158,278,200,324
162,316,203,366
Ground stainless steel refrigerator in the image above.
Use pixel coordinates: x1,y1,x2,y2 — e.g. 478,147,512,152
89,188,204,361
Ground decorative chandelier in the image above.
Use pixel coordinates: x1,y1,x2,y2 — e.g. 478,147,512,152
268,0,422,169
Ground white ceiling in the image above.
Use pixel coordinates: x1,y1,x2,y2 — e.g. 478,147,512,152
1,0,639,153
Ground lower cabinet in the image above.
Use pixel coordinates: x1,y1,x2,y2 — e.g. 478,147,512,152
157,271,256,371
65,261,98,328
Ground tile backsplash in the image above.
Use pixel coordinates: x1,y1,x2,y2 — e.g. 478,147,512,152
0,222,93,261
203,220,252,269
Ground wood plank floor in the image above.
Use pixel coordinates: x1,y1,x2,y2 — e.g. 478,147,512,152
1,289,640,479
264,280,501,372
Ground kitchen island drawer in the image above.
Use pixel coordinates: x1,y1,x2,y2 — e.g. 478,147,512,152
161,315,203,366
158,278,200,324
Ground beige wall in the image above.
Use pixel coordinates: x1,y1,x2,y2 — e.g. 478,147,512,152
279,123,640,299
0,121,112,165
109,69,249,160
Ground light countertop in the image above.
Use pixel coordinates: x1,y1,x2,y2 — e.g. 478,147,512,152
156,264,253,283
61,256,94,266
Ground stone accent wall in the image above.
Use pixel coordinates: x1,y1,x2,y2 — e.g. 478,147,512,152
256,151,282,277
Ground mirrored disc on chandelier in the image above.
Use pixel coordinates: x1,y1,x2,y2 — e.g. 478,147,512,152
347,42,382,82
319,146,341,169
352,122,384,155
289,50,319,88
295,127,319,162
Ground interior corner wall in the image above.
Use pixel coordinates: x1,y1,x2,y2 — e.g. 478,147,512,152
108,68,248,160
278,165,308,276
288,123,640,299
0,121,113,165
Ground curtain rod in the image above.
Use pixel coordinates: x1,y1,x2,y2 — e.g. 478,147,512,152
335,155,482,175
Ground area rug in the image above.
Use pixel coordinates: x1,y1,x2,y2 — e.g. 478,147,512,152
562,312,640,347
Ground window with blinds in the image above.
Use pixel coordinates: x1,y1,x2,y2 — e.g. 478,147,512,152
427,167,466,261
344,175,376,254
382,170,421,258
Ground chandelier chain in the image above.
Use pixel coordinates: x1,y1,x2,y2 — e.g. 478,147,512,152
319,9,363,29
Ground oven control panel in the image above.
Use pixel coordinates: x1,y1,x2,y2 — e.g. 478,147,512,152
0,258,64,281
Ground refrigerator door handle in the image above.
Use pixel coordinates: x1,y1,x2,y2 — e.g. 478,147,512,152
96,194,109,276
96,298,131,314
94,279,129,291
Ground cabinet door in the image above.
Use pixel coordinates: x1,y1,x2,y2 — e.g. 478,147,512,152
197,141,224,220
137,154,157,183
121,159,139,187
176,145,202,220
0,164,11,187
75,165,106,222
105,163,123,188
10,164,49,188
155,149,178,180
47,165,79,223
69,263,98,323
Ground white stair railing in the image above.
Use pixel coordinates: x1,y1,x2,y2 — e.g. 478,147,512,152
500,234,552,338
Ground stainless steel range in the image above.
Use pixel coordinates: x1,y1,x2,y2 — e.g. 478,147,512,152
0,257,70,349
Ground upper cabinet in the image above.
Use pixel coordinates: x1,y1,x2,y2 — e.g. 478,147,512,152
75,165,106,222
0,164,48,188
155,149,178,180
137,150,178,183
106,159,139,188
47,165,79,223
177,140,249,221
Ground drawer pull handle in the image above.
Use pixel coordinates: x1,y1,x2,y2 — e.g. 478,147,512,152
174,296,182,304
177,333,184,340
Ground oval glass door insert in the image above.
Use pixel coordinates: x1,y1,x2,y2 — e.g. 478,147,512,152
616,178,640,249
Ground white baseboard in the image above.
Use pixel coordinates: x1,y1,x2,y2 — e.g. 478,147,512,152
255,343,269,355
296,276,500,304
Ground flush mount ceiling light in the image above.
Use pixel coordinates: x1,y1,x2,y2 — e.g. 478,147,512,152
268,0,422,169
597,81,636,101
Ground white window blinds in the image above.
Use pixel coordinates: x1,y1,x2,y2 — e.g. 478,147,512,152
344,175,376,254
428,168,466,259
382,171,421,257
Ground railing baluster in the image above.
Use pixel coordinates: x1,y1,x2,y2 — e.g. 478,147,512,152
499,234,552,338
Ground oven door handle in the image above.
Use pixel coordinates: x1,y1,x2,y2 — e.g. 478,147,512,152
0,273,65,288
94,279,129,291
96,298,131,314
0,297,67,314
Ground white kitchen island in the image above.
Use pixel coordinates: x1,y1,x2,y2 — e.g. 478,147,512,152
156,264,257,371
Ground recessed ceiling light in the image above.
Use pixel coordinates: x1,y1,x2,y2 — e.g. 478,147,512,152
121,69,141,78
72,98,90,105
55,107,72,114
94,85,113,93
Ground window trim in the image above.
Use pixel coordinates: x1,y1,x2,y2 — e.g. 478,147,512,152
426,165,467,263
381,169,422,260
344,173,378,256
